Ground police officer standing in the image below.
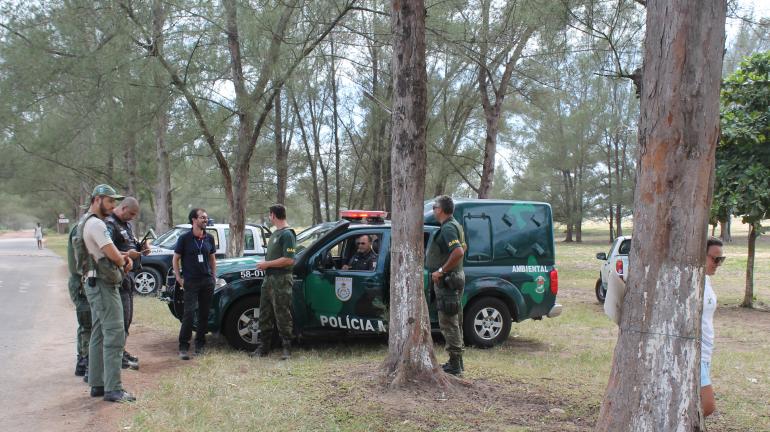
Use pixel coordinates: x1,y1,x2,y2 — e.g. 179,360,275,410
79,184,136,402
426,195,466,376
342,234,378,271
172,208,217,360
105,197,147,370
252,204,296,359
66,223,91,378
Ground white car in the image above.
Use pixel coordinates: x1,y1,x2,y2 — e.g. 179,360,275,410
135,223,270,295
594,235,631,303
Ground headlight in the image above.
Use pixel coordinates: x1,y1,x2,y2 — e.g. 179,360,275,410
216,278,227,288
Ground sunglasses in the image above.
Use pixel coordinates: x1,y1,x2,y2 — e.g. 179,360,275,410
356,242,368,246
708,255,726,265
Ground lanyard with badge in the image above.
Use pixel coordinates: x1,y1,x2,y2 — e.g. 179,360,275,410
195,235,206,263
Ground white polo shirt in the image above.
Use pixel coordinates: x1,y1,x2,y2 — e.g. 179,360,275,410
83,216,113,260
702,275,717,363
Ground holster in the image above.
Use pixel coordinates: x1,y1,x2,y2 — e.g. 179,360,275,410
436,272,465,315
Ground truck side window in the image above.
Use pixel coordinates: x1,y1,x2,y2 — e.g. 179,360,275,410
464,214,492,263
619,239,631,255
244,230,255,251
208,228,220,250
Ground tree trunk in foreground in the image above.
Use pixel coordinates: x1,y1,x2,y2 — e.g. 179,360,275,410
596,1,726,430
383,0,447,388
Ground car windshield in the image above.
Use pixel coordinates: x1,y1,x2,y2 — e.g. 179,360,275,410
295,223,337,254
153,227,190,249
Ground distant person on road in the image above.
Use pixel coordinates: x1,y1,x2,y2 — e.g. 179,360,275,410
342,234,378,271
427,195,467,376
66,223,92,379
34,223,43,249
78,184,135,402
701,237,725,417
105,197,149,370
251,204,296,360
172,208,216,360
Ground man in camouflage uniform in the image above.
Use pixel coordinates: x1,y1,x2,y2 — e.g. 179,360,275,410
426,195,466,376
67,223,91,378
252,204,296,360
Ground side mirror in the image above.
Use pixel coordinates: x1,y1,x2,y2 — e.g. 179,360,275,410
596,252,607,260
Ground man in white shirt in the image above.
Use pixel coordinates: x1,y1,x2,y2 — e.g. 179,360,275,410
701,237,724,417
80,184,136,403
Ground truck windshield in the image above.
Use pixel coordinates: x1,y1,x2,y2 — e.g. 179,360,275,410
153,227,189,249
295,223,337,254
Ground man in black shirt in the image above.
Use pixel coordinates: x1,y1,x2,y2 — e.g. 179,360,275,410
342,234,378,271
172,208,217,360
105,197,148,370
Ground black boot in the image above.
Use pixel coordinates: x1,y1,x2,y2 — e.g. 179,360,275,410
280,338,291,360
443,354,463,376
249,340,271,358
122,352,139,370
75,355,88,376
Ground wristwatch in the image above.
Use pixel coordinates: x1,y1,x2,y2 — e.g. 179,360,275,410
438,267,444,274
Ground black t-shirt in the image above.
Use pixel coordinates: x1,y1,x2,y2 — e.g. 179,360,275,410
174,230,216,282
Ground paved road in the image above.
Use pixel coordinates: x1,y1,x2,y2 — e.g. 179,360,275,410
0,237,93,431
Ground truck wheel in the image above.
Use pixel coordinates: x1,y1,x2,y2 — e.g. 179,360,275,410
595,278,606,304
463,297,512,348
134,268,161,295
223,297,261,351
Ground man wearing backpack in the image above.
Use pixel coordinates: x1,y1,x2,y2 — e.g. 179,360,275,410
76,184,136,402
67,223,92,379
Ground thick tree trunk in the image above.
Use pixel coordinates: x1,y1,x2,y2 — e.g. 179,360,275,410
383,0,447,388
741,224,756,308
596,1,726,430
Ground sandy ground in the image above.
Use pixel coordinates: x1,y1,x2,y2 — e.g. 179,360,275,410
0,232,182,432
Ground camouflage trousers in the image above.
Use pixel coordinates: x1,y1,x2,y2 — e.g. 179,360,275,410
436,272,465,355
259,273,294,342
68,275,92,358
85,277,125,392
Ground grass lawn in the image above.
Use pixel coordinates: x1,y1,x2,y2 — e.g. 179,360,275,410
50,222,770,430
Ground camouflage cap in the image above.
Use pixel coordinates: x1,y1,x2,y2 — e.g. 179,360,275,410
91,184,124,200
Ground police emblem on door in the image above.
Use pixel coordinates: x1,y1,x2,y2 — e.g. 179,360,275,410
335,277,353,301
535,275,546,294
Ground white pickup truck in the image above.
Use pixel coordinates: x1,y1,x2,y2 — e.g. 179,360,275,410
135,223,270,295
594,235,631,303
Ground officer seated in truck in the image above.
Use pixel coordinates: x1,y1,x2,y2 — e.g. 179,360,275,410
342,234,378,271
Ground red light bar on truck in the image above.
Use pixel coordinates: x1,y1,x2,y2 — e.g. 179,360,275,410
340,210,387,222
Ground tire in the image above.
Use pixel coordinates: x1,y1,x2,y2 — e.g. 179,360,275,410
595,278,606,304
134,267,162,295
463,297,512,348
223,297,261,351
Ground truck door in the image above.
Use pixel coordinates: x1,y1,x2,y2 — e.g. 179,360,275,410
303,231,389,334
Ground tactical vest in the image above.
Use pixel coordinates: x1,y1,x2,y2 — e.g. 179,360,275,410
73,212,124,285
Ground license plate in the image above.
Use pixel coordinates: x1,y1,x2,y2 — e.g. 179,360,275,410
240,269,265,279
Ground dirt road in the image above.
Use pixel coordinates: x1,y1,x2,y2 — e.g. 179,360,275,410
0,234,181,432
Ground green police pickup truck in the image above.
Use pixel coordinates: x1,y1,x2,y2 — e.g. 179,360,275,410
162,199,562,351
